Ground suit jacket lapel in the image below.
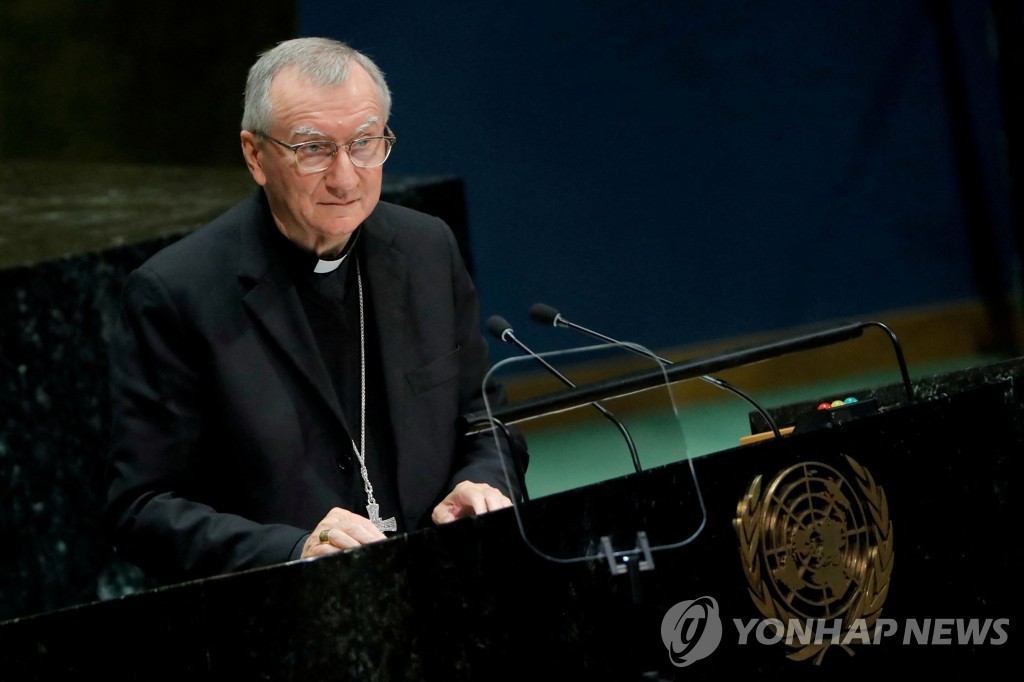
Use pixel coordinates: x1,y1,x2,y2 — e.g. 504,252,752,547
362,215,411,429
362,214,429,514
236,192,347,429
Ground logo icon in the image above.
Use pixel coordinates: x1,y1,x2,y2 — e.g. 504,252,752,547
660,596,723,667
734,455,894,664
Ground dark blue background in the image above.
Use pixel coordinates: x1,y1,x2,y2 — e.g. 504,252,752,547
303,1,1015,359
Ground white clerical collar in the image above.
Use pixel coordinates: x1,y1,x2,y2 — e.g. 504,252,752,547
312,229,360,274
313,252,348,274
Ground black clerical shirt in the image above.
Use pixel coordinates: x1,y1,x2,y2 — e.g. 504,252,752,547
275,228,403,534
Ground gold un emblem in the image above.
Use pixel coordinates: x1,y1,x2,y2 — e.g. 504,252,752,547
734,455,894,664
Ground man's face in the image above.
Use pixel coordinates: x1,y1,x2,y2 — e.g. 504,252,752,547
241,63,386,255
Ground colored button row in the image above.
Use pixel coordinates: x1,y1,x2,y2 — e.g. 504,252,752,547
817,396,858,410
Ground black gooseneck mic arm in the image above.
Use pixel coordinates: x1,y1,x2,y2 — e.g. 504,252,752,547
528,303,784,440
486,315,643,473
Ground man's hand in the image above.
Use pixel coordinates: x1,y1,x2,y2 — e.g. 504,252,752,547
431,481,513,525
301,506,388,559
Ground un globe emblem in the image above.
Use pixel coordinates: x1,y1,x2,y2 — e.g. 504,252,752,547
734,455,894,663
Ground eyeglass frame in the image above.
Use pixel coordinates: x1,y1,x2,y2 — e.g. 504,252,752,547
252,126,397,173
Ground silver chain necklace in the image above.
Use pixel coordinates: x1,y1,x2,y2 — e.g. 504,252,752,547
351,257,397,532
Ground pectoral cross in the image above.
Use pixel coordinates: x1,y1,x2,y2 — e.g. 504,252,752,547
367,502,397,532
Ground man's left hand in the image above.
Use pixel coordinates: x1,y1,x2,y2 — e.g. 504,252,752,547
431,480,513,524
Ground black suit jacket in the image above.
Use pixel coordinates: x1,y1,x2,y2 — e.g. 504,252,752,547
105,190,515,581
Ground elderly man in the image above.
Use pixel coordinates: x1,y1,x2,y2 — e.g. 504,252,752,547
105,37,516,582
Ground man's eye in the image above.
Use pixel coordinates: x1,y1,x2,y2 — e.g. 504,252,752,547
351,138,372,149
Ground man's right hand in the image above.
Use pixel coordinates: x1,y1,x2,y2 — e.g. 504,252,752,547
300,506,389,559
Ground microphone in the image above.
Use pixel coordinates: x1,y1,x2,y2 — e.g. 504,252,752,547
530,303,674,363
528,303,784,439
486,315,643,473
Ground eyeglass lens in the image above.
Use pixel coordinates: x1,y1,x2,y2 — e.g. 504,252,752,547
295,137,391,171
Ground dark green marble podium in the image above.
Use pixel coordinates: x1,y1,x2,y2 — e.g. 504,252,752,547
0,354,1016,679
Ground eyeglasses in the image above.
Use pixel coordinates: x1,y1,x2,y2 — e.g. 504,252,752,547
254,126,396,173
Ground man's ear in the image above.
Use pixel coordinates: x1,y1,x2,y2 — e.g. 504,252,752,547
240,131,268,186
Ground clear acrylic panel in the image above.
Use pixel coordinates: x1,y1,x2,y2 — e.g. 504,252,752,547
476,341,708,565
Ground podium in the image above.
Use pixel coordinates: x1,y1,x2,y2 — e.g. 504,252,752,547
0,352,1016,679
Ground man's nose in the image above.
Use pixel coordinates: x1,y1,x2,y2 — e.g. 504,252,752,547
324,149,359,190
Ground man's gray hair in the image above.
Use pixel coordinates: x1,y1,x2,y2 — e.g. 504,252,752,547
241,37,392,132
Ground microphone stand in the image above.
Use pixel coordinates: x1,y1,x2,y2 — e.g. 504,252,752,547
530,304,783,439
467,319,914,432
487,316,643,473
